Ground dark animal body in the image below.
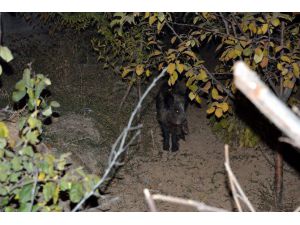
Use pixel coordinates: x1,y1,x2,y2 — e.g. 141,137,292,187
156,80,189,152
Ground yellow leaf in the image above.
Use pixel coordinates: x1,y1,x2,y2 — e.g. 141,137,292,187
170,71,178,85
277,63,283,71
271,18,280,27
36,99,41,107
261,24,268,34
176,62,184,74
206,106,215,114
218,102,229,112
171,36,177,44
226,49,237,60
38,172,46,181
249,22,257,34
280,55,291,63
275,46,283,53
183,51,197,60
254,48,263,64
136,65,144,76
282,68,288,76
0,122,9,138
293,63,299,78
196,69,208,81
144,12,150,18
189,92,195,100
211,88,219,100
215,108,223,118
167,63,176,74
157,21,165,34
150,50,161,57
146,69,151,77
195,95,202,104
122,67,132,78
149,15,157,26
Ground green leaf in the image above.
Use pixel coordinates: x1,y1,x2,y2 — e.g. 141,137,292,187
35,81,46,99
157,13,165,22
0,46,14,62
19,202,31,212
12,156,23,171
23,161,34,173
12,90,26,102
0,65,2,76
25,131,39,145
60,179,72,191
43,182,56,202
50,101,60,108
19,146,34,157
70,183,83,203
43,78,51,86
19,183,33,203
0,138,7,149
243,48,252,56
9,173,20,183
15,80,26,91
23,69,31,87
28,117,42,130
42,106,53,117
18,117,27,131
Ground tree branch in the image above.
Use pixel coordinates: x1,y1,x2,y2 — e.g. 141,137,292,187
72,68,168,212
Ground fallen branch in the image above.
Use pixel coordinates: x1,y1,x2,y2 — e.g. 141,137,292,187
144,188,227,212
72,68,167,212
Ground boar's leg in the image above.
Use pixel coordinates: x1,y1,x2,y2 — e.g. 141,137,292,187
161,124,170,151
171,133,179,152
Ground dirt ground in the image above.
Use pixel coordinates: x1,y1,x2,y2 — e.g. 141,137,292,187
1,24,300,212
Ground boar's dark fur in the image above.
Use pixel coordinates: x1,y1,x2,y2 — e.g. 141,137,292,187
156,80,189,152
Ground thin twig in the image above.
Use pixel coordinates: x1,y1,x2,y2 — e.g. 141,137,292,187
72,68,167,212
224,144,255,212
219,13,229,35
118,80,134,111
30,169,39,212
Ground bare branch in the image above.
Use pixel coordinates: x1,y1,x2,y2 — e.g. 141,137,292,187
143,189,158,212
144,189,227,212
294,206,300,212
224,144,256,212
72,68,167,212
234,61,300,149
30,169,39,212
